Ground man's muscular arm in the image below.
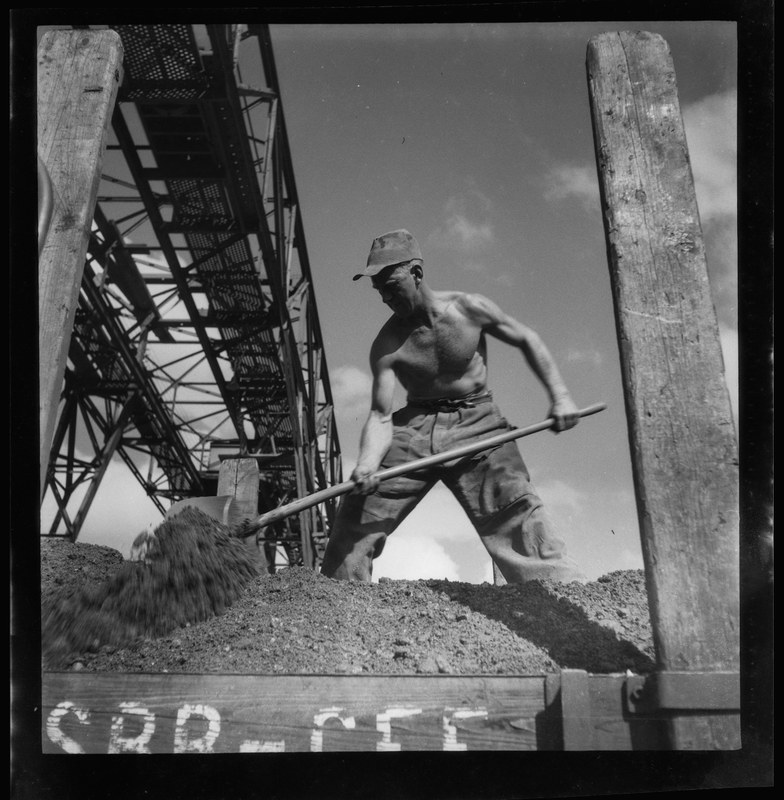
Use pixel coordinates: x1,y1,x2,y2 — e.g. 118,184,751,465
351,342,397,494
461,293,579,432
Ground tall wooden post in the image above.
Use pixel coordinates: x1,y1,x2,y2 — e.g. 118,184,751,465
587,32,739,749
38,30,124,498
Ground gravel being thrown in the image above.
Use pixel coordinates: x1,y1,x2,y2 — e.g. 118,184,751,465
41,524,655,676
41,508,261,670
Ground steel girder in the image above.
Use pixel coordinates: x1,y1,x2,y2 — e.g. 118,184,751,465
41,24,342,570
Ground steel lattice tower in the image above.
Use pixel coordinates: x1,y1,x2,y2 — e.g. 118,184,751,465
40,24,343,571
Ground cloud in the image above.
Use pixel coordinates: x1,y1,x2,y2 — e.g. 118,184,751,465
461,259,490,274
701,217,738,325
354,482,494,583
719,323,739,428
428,191,495,253
682,90,737,223
531,480,644,580
458,264,516,288
542,164,600,210
446,216,494,249
372,532,461,581
330,364,372,419
535,478,588,516
681,90,738,336
331,363,372,397
565,347,604,367
329,364,373,457
398,484,473,541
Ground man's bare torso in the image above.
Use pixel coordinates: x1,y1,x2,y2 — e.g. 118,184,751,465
375,291,488,399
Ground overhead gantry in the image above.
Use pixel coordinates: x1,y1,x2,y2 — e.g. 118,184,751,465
39,24,342,570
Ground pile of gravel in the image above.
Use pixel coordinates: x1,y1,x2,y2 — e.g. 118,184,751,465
40,531,655,676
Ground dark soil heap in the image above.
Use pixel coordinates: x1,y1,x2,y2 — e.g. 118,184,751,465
41,527,655,676
41,508,261,670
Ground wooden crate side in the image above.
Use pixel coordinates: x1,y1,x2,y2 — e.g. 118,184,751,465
42,673,552,754
586,675,669,751
556,671,726,751
558,670,667,751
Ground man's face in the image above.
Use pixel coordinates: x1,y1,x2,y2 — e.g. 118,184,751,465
371,263,419,318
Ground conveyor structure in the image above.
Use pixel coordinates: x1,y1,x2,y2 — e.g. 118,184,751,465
41,24,342,570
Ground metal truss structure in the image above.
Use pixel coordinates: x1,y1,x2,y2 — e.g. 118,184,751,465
41,24,343,571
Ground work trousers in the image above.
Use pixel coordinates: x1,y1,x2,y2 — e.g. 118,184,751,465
321,393,587,584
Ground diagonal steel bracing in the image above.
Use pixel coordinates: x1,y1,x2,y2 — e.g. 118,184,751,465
41,23,342,570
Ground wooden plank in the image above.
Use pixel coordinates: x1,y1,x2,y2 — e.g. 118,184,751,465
41,673,551,753
559,669,594,750
543,672,564,750
586,31,739,750
217,458,267,566
588,675,669,751
655,670,740,711
552,672,678,751
217,458,260,521
38,30,124,497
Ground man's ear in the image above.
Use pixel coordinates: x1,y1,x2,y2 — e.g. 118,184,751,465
410,261,424,282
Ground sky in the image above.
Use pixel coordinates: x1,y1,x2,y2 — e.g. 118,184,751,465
38,20,739,583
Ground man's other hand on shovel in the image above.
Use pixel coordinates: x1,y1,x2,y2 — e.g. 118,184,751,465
350,464,381,495
549,395,580,433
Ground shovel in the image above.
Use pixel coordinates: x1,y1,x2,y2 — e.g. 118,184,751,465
208,401,606,546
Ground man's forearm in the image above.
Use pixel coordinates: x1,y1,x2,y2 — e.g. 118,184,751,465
356,411,393,473
521,334,571,402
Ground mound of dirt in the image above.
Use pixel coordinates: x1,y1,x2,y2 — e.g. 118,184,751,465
40,535,655,675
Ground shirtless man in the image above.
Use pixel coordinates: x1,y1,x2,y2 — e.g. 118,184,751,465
320,229,587,584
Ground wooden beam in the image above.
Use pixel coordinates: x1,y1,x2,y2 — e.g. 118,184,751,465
217,457,260,520
38,30,124,498
559,669,593,751
42,673,551,753
556,671,670,751
587,31,739,749
217,457,267,568
41,670,695,752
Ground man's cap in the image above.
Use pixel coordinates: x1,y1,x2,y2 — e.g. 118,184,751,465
353,229,422,281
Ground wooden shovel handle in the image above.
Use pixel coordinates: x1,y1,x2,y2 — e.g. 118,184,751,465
248,402,606,535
